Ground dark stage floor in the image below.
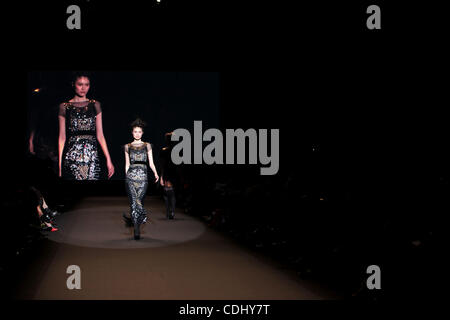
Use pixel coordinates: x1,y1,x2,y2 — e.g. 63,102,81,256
11,197,342,299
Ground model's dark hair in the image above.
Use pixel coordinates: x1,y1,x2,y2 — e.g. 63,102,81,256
130,118,147,131
71,71,92,84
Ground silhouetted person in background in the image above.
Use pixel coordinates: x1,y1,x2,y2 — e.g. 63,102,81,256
159,132,178,220
27,78,61,206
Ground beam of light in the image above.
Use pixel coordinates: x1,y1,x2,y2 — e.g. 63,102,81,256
33,88,41,93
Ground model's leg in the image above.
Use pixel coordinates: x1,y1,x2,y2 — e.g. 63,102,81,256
163,186,170,219
164,182,175,219
163,185,170,219
129,181,140,225
133,180,148,239
124,178,135,227
171,188,176,218
127,180,141,239
170,189,176,218
136,179,148,223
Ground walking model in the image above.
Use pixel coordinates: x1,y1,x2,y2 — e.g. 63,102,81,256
123,118,159,240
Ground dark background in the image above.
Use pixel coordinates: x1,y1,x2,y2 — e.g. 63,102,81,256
0,0,446,306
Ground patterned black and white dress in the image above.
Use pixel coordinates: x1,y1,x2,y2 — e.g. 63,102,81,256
125,142,152,225
59,100,102,180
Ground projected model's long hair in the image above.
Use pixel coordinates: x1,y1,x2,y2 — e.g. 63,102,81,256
123,118,159,240
57,71,115,180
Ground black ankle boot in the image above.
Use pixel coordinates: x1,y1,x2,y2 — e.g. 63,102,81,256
134,223,141,240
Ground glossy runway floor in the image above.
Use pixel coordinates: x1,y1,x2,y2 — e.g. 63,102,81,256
12,197,341,300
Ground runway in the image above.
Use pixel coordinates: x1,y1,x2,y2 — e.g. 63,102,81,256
12,197,341,300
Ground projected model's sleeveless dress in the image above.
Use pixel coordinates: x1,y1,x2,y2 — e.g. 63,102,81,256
125,142,152,225
59,100,101,180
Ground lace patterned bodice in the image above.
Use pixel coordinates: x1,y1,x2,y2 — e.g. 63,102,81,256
125,142,152,182
59,100,102,136
125,142,152,164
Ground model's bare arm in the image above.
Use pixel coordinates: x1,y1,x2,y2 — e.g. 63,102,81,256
96,113,115,178
147,144,159,182
125,149,130,174
58,115,66,177
29,130,35,154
